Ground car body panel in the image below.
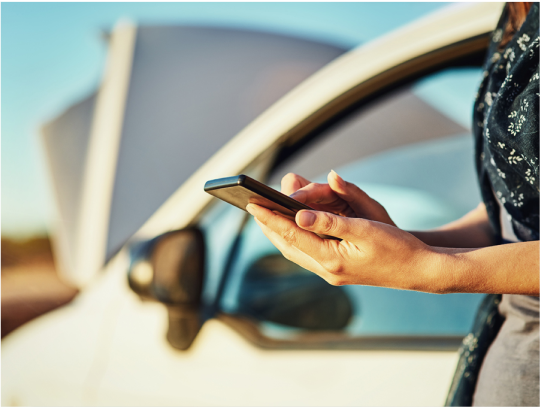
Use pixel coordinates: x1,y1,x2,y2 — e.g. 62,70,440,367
3,3,505,406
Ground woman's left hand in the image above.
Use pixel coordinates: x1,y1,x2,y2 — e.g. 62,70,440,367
246,203,445,292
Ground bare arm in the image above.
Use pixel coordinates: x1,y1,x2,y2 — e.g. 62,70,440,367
284,171,497,248
245,171,539,295
432,241,539,294
247,204,539,295
409,203,496,248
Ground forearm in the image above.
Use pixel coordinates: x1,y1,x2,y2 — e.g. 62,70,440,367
426,241,539,295
409,203,496,248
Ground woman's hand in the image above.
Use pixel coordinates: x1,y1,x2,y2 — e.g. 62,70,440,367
281,171,397,227
247,171,539,295
246,202,444,292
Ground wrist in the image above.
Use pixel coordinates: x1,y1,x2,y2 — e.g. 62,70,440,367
424,247,481,294
414,247,464,294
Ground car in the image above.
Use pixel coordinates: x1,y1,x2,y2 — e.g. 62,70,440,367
2,3,505,406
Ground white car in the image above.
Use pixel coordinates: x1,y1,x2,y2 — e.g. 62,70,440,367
2,3,504,406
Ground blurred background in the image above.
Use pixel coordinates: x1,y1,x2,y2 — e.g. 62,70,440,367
2,2,448,338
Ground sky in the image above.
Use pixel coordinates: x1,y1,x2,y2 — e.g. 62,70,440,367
1,2,448,239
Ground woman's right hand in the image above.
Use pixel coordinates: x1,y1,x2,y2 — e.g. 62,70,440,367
281,170,397,227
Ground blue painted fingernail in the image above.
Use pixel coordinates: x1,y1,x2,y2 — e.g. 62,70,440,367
298,211,316,227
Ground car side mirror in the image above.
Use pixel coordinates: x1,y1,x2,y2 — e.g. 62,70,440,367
128,228,205,350
237,254,353,330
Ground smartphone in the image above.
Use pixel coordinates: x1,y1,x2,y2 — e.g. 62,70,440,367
204,175,340,240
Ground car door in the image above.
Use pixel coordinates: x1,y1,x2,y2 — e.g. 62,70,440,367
196,65,485,405
115,69,481,406
93,4,502,405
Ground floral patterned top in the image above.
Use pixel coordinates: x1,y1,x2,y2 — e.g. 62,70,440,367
474,3,539,242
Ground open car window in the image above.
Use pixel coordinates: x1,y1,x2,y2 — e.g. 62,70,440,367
217,67,487,347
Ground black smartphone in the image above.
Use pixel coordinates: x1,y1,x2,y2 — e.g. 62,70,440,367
204,175,340,240
204,174,312,221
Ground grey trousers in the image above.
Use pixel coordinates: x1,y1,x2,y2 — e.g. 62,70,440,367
473,294,539,406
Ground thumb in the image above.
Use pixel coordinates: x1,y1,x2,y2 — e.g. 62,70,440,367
296,210,370,241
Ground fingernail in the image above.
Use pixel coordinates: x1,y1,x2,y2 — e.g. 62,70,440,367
246,204,256,215
297,210,316,228
290,190,302,200
330,169,345,186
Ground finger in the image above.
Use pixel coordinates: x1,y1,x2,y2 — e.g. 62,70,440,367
281,173,312,196
296,210,371,245
328,170,396,226
254,218,328,275
327,170,372,213
291,182,354,216
247,203,331,255
290,182,340,206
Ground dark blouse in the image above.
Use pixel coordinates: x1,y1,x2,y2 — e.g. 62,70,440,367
473,3,539,242
470,5,539,407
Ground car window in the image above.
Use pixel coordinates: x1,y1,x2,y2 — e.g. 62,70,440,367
219,67,486,345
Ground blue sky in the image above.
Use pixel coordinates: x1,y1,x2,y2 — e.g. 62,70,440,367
1,2,448,238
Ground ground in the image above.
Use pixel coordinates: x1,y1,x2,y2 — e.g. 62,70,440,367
1,237,78,338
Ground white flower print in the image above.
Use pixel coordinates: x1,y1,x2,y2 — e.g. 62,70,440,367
530,37,539,56
508,149,523,164
504,48,515,62
492,29,503,43
501,74,513,90
507,100,530,137
513,192,524,208
525,168,536,185
530,72,539,83
485,92,493,106
517,33,531,51
504,49,516,74
490,52,501,63
490,157,507,180
496,190,506,204
497,142,505,149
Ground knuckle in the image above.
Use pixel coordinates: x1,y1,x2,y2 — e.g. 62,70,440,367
356,218,372,232
283,172,299,181
281,251,293,262
319,214,338,233
282,172,299,185
282,173,302,194
327,275,346,286
322,258,344,275
281,228,298,245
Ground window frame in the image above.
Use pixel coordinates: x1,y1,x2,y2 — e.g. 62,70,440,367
212,35,492,352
